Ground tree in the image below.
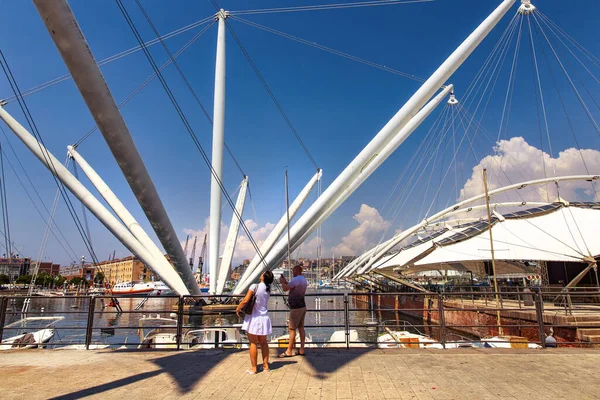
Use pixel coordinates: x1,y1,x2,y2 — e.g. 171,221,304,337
69,277,87,287
35,271,54,287
54,275,66,287
94,271,105,285
16,275,32,284
0,274,9,284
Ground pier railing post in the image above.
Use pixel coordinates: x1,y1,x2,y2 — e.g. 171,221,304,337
176,296,184,350
437,293,446,349
85,297,96,350
0,297,8,343
534,292,546,349
344,293,350,350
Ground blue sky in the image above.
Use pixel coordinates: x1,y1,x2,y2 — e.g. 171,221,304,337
1,0,600,268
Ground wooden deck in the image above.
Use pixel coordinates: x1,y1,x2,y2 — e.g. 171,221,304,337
1,347,599,399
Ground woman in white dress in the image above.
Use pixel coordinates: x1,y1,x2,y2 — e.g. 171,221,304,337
236,270,274,374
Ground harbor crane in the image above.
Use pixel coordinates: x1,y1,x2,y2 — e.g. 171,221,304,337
196,234,207,282
189,235,198,272
183,235,190,258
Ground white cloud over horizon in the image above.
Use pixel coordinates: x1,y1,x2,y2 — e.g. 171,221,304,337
460,137,600,203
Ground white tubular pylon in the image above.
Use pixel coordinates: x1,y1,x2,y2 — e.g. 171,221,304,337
216,176,248,294
233,169,322,294
235,0,516,294
209,10,228,294
0,106,190,295
67,145,180,290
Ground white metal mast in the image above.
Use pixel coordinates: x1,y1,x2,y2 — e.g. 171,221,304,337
209,9,228,294
216,176,248,294
235,0,516,294
243,84,454,291
33,0,199,295
0,107,189,295
67,145,177,287
233,170,321,294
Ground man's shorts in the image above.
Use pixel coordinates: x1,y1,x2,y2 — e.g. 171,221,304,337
289,307,307,330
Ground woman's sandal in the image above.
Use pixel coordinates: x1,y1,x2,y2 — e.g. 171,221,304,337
278,352,294,358
245,369,256,375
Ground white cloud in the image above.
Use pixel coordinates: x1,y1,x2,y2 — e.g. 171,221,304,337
332,204,390,256
459,137,600,203
181,218,275,268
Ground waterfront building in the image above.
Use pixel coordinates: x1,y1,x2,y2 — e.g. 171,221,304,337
60,263,96,282
0,258,31,282
97,256,157,286
36,261,61,276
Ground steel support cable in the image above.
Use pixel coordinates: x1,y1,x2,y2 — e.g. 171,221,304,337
224,19,319,171
0,52,100,267
31,161,65,291
533,13,600,140
457,13,521,116
416,107,455,221
74,20,216,148
532,14,600,139
115,0,271,273
532,16,599,200
229,0,435,16
454,103,528,205
384,105,451,227
0,143,78,260
0,124,78,260
380,105,446,230
380,14,520,238
526,17,550,201
532,13,600,201
458,102,555,203
380,105,449,224
537,15,600,87
131,1,248,178
528,16,595,256
71,162,93,248
0,15,215,104
230,16,428,85
536,11,600,71
497,16,523,144
531,18,592,175
414,105,475,222
0,141,10,255
420,19,522,218
379,106,466,251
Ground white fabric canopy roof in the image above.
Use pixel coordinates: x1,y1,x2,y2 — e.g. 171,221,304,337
372,204,600,274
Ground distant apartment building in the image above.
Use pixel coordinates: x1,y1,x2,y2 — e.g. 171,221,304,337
61,263,96,282
0,258,31,281
95,256,157,286
36,261,61,276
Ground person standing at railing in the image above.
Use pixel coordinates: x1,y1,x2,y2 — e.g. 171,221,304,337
236,270,274,374
279,265,308,358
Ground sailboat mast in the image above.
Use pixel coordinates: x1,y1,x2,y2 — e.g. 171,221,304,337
285,170,292,279
483,168,503,335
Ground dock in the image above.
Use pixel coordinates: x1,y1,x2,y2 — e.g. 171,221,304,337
1,348,599,399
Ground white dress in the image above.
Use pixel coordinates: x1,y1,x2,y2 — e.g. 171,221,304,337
241,283,272,336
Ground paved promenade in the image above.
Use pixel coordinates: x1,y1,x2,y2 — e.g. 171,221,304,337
1,348,599,399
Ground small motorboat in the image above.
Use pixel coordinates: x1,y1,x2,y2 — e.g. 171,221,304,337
0,316,64,350
270,332,317,348
137,315,247,349
477,336,541,349
323,329,369,348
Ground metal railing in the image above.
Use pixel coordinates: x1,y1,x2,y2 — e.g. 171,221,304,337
1,289,600,350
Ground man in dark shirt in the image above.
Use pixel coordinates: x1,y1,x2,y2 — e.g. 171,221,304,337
279,265,308,357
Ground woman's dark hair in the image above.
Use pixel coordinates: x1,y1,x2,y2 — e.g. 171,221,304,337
263,271,274,292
